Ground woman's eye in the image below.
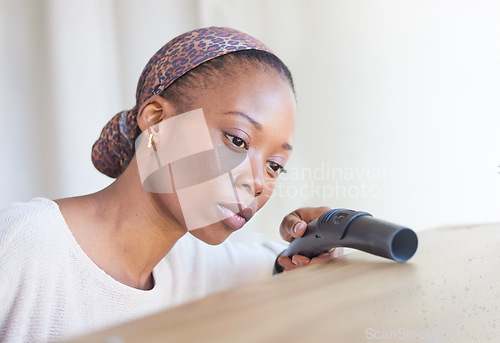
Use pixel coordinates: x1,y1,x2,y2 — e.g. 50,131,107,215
267,161,286,175
225,133,248,149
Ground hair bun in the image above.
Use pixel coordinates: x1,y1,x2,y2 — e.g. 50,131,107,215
91,108,139,178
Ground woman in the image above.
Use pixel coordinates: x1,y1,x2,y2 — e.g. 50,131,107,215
0,27,340,342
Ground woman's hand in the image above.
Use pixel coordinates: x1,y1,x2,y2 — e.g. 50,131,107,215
277,206,344,272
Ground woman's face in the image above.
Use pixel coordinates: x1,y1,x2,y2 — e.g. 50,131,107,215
146,64,296,244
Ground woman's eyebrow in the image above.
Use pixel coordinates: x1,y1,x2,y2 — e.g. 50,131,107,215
223,111,262,130
223,110,293,151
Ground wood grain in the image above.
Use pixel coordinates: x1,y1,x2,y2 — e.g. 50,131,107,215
65,224,500,343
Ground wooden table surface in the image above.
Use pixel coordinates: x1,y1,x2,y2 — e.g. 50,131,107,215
65,224,500,343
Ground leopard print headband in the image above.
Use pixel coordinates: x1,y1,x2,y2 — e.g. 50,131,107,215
91,27,272,178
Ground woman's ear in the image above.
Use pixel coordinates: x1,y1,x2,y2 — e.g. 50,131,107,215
137,95,176,132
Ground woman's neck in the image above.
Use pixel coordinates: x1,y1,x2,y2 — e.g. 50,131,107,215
56,158,186,290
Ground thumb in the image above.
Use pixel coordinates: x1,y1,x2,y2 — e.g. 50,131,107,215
280,214,308,242
291,220,308,239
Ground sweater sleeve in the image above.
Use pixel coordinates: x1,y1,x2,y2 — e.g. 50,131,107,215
0,202,49,343
0,198,88,343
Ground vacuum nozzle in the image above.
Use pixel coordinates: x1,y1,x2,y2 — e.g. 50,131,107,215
273,209,418,274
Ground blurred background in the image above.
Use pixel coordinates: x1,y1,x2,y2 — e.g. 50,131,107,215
1,0,499,242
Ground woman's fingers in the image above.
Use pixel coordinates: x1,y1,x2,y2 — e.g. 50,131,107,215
310,248,344,263
279,206,332,242
277,255,310,271
277,248,344,272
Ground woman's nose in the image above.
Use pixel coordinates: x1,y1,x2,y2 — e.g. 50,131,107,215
235,160,265,197
240,179,263,197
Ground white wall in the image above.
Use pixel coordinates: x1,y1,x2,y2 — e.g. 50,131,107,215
0,0,200,204
198,0,500,241
1,0,499,243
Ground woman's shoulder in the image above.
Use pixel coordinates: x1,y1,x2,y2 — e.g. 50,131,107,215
0,197,65,255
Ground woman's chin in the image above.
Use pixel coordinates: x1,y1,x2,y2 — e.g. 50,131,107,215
188,221,240,245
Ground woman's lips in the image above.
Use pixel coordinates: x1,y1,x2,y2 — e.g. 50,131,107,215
217,204,253,230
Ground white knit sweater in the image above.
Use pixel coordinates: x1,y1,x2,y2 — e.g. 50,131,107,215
0,198,284,342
